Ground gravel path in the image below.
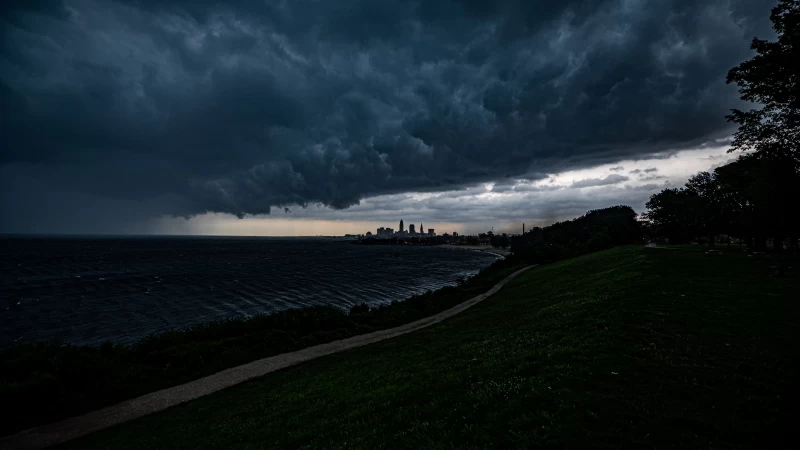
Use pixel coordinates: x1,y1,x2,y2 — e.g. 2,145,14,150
1,266,534,450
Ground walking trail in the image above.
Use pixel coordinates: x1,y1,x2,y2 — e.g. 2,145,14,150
2,265,535,450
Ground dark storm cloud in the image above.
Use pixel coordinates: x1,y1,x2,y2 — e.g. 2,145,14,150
0,0,774,229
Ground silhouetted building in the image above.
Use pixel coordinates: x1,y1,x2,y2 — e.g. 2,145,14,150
369,221,440,239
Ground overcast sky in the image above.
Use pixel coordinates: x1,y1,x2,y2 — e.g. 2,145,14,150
1,0,773,235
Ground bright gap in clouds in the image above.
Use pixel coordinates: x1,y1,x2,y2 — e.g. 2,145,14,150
148,145,736,236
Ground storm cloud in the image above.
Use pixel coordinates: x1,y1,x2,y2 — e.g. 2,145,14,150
0,0,774,231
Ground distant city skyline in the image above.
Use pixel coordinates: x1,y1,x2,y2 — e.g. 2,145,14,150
372,219,435,238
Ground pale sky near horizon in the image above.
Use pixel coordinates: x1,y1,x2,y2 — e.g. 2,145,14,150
142,142,736,236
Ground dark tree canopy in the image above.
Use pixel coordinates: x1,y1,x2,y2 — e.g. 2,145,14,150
645,169,751,245
511,206,641,262
644,151,800,248
646,0,800,251
715,154,800,238
726,0,800,161
490,233,511,249
644,188,705,244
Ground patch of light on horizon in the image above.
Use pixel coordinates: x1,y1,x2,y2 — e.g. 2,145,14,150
146,143,736,236
521,144,732,189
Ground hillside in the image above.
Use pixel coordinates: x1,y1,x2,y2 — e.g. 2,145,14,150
63,246,797,448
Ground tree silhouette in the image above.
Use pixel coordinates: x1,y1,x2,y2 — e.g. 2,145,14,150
726,0,799,162
644,188,705,244
644,0,799,255
511,206,640,262
715,153,800,251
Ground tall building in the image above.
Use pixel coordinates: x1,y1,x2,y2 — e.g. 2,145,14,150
409,224,416,234
420,223,424,234
399,219,404,232
428,228,434,236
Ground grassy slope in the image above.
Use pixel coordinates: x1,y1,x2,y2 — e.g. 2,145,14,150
64,246,797,449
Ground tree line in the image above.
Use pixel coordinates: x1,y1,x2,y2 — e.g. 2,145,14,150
511,206,641,263
644,0,799,252
513,1,798,259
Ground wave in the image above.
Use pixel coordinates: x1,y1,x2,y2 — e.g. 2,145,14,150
0,237,498,348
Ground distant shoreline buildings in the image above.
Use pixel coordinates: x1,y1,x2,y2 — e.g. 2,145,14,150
352,220,515,249
374,219,435,239
352,219,516,245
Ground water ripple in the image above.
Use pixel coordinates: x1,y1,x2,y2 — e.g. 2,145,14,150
0,236,498,348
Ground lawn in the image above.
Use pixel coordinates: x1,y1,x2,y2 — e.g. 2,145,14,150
63,246,797,448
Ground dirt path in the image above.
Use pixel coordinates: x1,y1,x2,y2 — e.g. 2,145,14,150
1,266,535,450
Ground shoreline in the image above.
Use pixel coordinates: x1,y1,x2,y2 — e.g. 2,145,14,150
0,255,526,439
441,244,512,257
1,266,535,450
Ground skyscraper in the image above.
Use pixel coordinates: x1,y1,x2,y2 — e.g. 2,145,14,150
409,224,416,234
399,219,404,232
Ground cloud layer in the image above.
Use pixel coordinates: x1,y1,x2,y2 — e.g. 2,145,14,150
144,144,738,236
1,0,773,231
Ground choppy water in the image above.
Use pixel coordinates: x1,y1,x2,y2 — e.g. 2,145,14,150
0,236,498,349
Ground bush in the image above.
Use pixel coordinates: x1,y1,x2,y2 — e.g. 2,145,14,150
349,303,370,315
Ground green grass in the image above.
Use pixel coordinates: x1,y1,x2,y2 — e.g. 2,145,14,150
61,246,798,449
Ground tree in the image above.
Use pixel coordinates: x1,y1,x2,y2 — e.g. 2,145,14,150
725,0,800,254
726,0,800,162
684,171,746,247
490,233,510,248
644,188,705,243
645,0,800,254
511,206,640,262
715,153,800,251
646,154,799,251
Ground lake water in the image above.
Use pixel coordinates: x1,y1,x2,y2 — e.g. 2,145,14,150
0,236,499,348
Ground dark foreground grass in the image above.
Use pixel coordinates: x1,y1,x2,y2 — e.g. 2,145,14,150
0,258,523,437
62,246,798,449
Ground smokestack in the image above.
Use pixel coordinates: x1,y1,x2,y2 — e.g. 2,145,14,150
523,223,525,235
